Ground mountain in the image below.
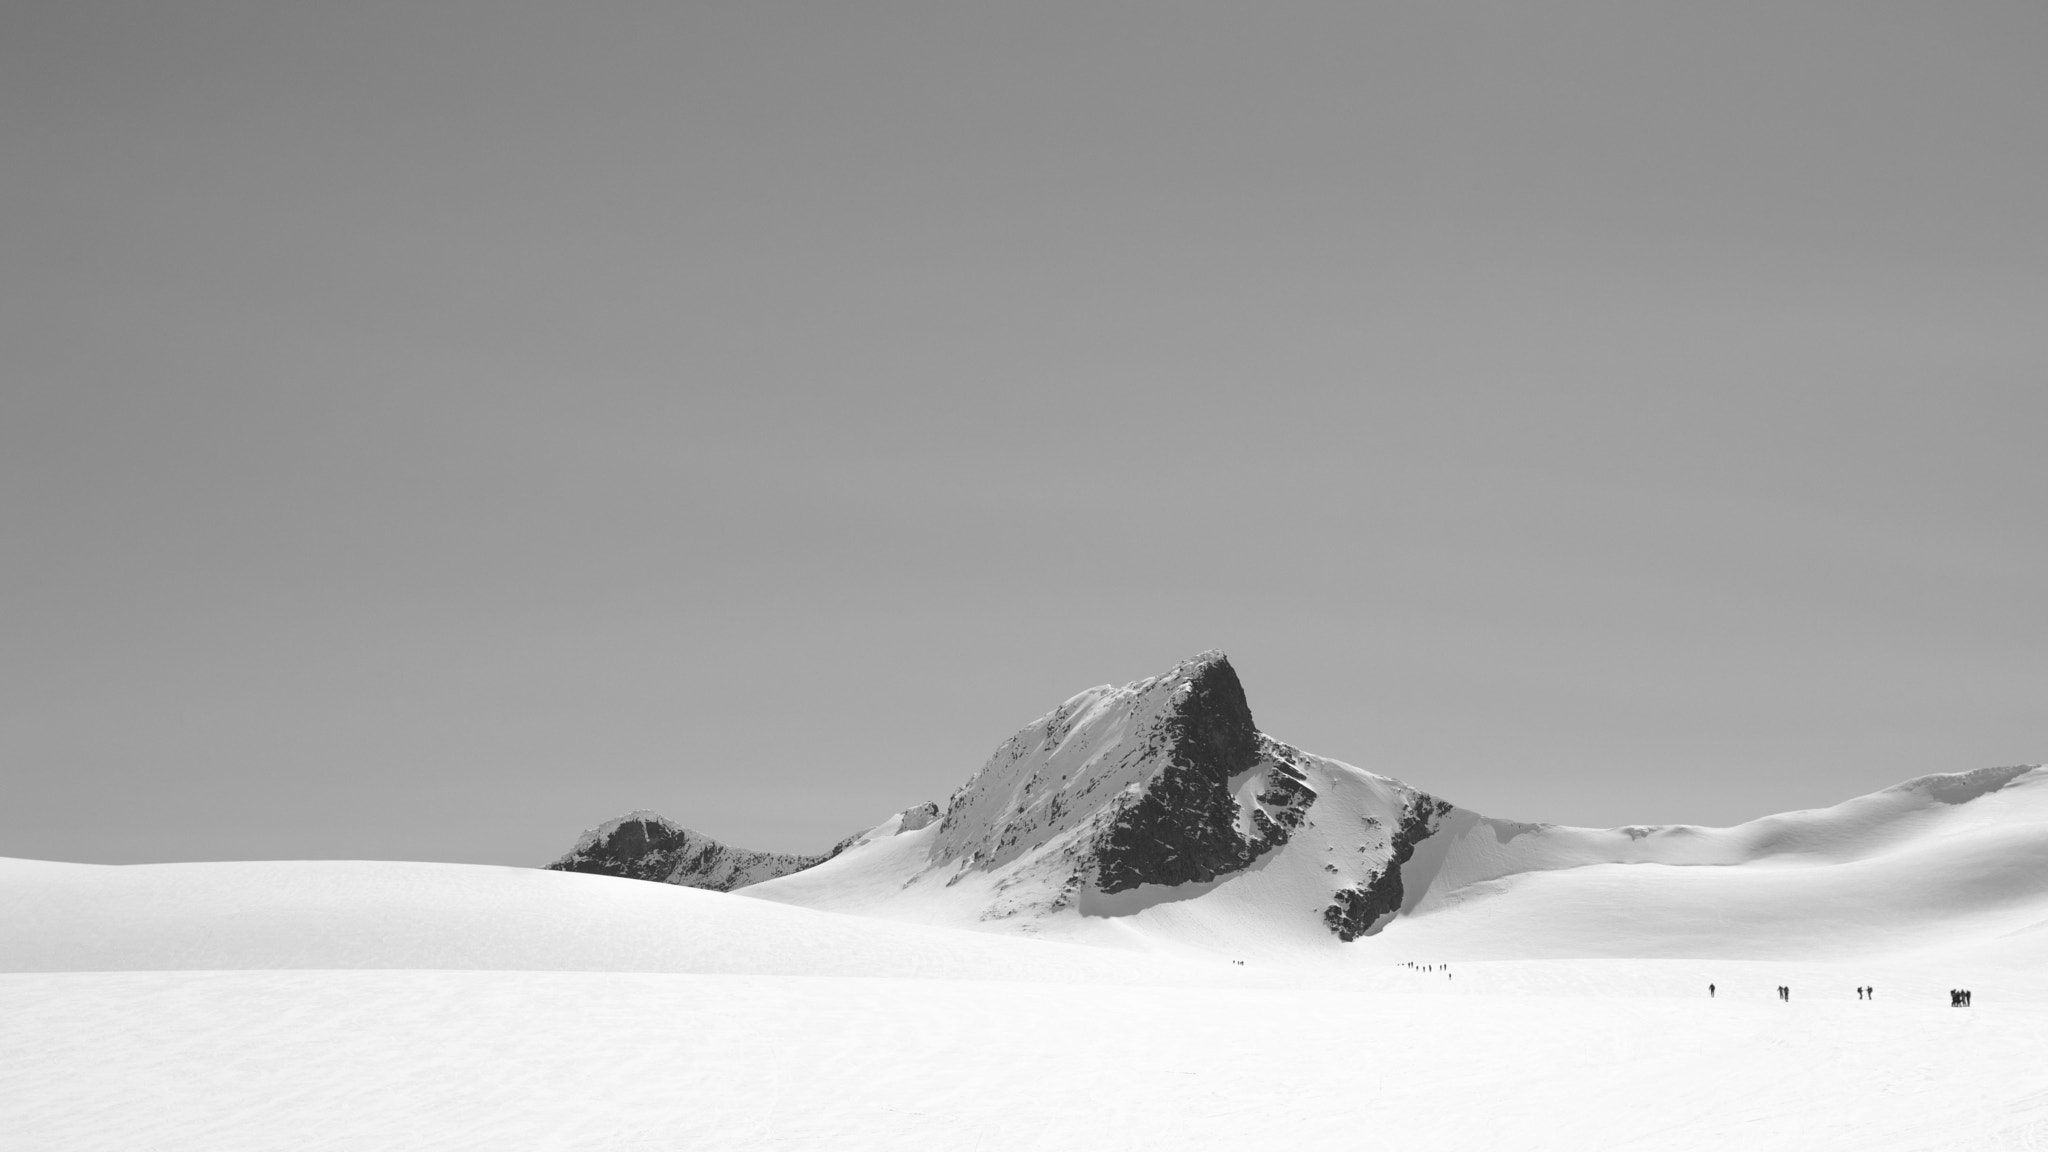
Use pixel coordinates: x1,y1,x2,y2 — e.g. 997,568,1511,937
741,650,1474,943
556,651,2048,959
557,651,1455,939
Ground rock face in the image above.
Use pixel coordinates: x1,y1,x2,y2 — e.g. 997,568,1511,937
1093,660,1310,892
1324,795,1455,941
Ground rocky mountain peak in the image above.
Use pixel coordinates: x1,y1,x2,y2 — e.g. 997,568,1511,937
1160,651,1260,781
552,651,1455,944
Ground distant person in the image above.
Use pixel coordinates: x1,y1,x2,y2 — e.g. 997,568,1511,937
1708,984,1715,998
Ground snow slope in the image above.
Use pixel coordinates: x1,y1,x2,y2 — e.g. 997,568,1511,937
0,856,1227,984
1362,764,2048,965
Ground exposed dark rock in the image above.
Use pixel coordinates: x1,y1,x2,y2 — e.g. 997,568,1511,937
1091,656,1306,893
1324,794,1453,941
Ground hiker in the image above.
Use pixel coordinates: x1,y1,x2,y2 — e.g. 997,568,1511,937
1708,983,1715,998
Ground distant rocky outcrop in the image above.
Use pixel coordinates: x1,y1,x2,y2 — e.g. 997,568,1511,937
548,802,940,891
545,812,830,891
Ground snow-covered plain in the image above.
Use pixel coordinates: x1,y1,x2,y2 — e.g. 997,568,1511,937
6,844,2048,1151
8,659,2045,1149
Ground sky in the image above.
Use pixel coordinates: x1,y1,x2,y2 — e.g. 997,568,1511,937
2,1,2043,866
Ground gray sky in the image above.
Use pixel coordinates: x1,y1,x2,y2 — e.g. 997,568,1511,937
3,1,2043,866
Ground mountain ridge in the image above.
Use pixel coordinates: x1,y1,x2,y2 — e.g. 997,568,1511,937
550,651,2045,955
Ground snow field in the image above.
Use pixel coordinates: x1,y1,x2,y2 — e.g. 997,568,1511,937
5,965,2044,1152
8,754,2046,1152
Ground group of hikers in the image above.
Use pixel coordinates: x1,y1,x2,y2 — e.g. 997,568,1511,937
1375,964,1979,1005
1704,982,1976,1005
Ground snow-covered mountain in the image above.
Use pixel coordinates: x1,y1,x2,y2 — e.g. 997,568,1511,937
557,651,2048,959
554,652,1457,940
745,651,1461,943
